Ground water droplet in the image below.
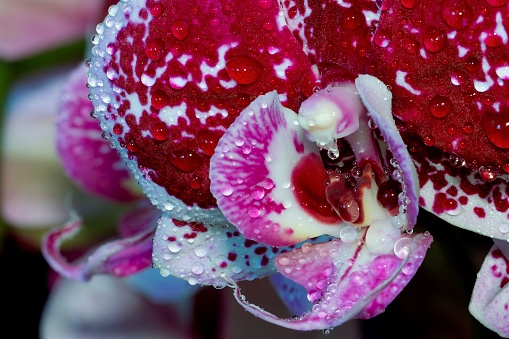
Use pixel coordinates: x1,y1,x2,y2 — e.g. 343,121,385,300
168,149,202,172
429,95,453,118
192,263,205,274
441,0,473,30
151,121,169,141
221,183,234,196
450,69,468,86
341,8,363,30
479,166,498,182
373,29,390,48
499,223,509,234
423,27,447,52
258,0,273,9
251,186,265,200
278,255,290,266
171,20,190,40
226,56,263,85
150,3,164,17
449,154,466,167
145,39,165,61
340,225,358,243
248,206,261,218
194,246,208,257
113,123,123,135
403,36,420,53
423,135,435,146
197,130,220,156
168,242,181,253
481,113,509,149
377,180,402,210
394,237,412,259
400,0,419,9
485,0,508,6
151,90,169,110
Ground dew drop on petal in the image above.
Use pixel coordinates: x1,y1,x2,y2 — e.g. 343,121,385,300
340,225,358,243
429,95,453,118
171,20,190,40
479,166,498,182
394,237,413,259
225,56,263,85
220,183,234,196
440,0,473,30
423,27,447,52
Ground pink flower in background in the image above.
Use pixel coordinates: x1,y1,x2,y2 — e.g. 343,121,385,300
0,0,101,60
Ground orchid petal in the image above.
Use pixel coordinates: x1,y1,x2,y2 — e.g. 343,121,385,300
355,75,419,229
42,208,158,280
87,0,312,223
269,273,312,317
373,0,509,174
469,239,509,338
57,64,140,203
415,146,509,240
152,212,292,286
210,91,343,246
232,231,432,330
278,0,380,81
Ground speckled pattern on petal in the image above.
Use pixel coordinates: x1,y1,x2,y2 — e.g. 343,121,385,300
210,91,343,246
86,0,312,222
469,240,509,338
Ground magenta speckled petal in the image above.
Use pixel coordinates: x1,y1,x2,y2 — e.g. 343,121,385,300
355,75,420,229
469,240,509,337
152,212,294,286
42,211,156,280
231,231,432,331
86,0,312,223
210,91,344,246
57,64,139,202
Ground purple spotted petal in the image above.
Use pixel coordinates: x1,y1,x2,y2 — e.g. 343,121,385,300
210,91,344,246
152,212,292,286
57,64,140,203
469,239,509,337
42,211,156,280
355,75,420,229
415,147,509,240
269,273,312,317
232,231,432,331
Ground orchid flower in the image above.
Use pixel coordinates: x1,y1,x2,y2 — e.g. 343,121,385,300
42,0,509,336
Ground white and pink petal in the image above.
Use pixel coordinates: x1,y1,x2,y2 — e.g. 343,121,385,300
210,91,344,246
42,206,160,280
152,212,294,286
232,230,432,330
469,239,509,338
